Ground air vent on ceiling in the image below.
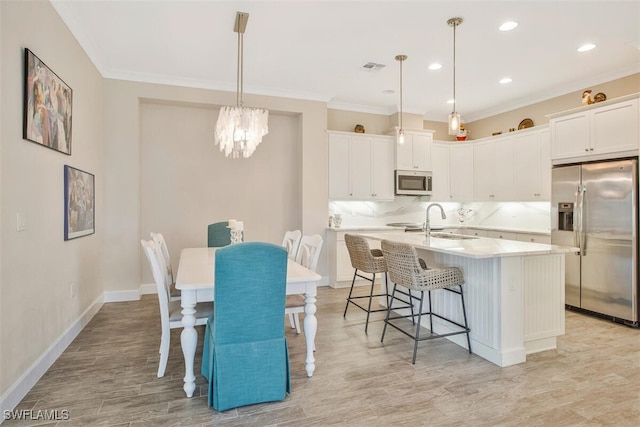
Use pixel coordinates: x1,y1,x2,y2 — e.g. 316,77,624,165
362,62,386,71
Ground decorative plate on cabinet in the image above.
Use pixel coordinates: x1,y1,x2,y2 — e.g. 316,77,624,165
518,118,534,130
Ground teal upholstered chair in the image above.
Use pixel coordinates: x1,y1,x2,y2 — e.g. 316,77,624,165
201,242,290,411
207,222,232,247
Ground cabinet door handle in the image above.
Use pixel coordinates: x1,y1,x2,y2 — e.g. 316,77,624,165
585,148,589,152
590,148,594,151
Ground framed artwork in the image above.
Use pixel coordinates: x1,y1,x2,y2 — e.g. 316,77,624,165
23,48,73,155
64,165,95,240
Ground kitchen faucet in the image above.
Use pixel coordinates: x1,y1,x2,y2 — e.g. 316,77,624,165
425,203,446,236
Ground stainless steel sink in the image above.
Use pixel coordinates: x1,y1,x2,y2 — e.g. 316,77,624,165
386,222,444,232
430,232,478,240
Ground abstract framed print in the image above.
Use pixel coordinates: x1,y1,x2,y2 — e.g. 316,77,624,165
64,165,94,240
24,48,73,155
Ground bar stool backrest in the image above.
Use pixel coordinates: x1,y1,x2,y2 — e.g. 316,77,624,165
344,234,387,273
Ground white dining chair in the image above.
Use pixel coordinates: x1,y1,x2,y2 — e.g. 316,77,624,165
150,232,180,301
281,230,302,260
140,239,213,378
286,234,323,334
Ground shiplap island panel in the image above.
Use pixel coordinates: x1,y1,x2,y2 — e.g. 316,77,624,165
360,231,576,367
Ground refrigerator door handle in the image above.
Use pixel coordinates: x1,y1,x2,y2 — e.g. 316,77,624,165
579,186,587,256
574,186,581,253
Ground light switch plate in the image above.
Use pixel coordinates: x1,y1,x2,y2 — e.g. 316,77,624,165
16,213,26,232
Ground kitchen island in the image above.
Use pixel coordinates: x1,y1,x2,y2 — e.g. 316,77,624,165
360,231,577,367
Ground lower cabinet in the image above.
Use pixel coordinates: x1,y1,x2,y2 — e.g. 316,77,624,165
516,233,551,244
460,228,488,237
486,230,517,240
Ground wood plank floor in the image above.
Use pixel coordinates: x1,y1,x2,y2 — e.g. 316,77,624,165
5,286,640,426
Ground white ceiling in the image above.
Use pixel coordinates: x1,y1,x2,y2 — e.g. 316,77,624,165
51,0,640,122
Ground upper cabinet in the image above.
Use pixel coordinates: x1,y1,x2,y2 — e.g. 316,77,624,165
328,131,395,201
431,142,451,201
431,141,475,202
473,138,515,201
514,127,551,201
449,143,474,201
390,128,434,171
550,95,639,164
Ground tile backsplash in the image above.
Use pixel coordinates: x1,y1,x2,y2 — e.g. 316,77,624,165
329,197,550,232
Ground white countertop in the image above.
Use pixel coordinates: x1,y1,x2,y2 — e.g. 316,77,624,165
359,230,575,259
326,224,550,235
326,225,401,232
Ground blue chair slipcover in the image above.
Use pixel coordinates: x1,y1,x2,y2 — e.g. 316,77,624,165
201,242,291,411
207,222,232,247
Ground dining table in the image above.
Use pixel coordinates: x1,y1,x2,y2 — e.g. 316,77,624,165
175,247,322,398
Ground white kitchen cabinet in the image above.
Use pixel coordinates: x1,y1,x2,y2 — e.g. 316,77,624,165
514,127,551,201
550,111,589,159
449,143,474,201
591,98,639,154
474,137,515,201
486,230,517,240
473,140,493,201
460,228,488,237
431,142,451,201
328,131,394,201
393,129,434,171
550,95,639,163
516,233,551,244
328,133,351,199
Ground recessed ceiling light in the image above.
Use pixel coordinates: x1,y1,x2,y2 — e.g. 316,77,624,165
428,63,442,70
499,77,512,84
499,21,518,32
447,99,455,104
577,43,596,52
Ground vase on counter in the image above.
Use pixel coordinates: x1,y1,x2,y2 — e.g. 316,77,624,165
333,214,342,228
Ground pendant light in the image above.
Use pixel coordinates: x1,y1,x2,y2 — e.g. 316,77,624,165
447,17,463,136
215,12,269,158
395,54,407,144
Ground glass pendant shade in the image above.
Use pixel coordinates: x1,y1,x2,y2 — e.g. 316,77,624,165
448,112,460,135
398,129,405,145
215,106,269,158
447,17,463,137
214,11,269,159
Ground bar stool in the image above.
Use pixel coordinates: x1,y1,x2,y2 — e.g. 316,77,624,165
380,239,471,364
342,234,391,333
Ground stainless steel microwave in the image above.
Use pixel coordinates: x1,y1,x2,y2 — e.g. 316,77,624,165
395,170,432,196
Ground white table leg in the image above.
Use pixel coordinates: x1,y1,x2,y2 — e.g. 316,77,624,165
303,288,317,377
180,289,198,397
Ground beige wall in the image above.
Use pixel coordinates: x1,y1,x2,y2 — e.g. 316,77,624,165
327,109,392,135
138,102,303,284
1,0,104,399
329,73,640,142
102,80,328,293
466,73,640,140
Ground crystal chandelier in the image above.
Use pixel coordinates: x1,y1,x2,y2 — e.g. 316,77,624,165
447,17,463,136
215,12,269,158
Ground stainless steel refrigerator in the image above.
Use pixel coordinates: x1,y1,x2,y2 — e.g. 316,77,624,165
551,158,638,326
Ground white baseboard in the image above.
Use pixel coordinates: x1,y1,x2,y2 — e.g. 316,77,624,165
139,283,156,295
103,289,141,302
0,294,104,422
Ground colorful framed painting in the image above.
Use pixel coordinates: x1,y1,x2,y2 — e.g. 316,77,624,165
64,165,95,240
23,48,73,155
